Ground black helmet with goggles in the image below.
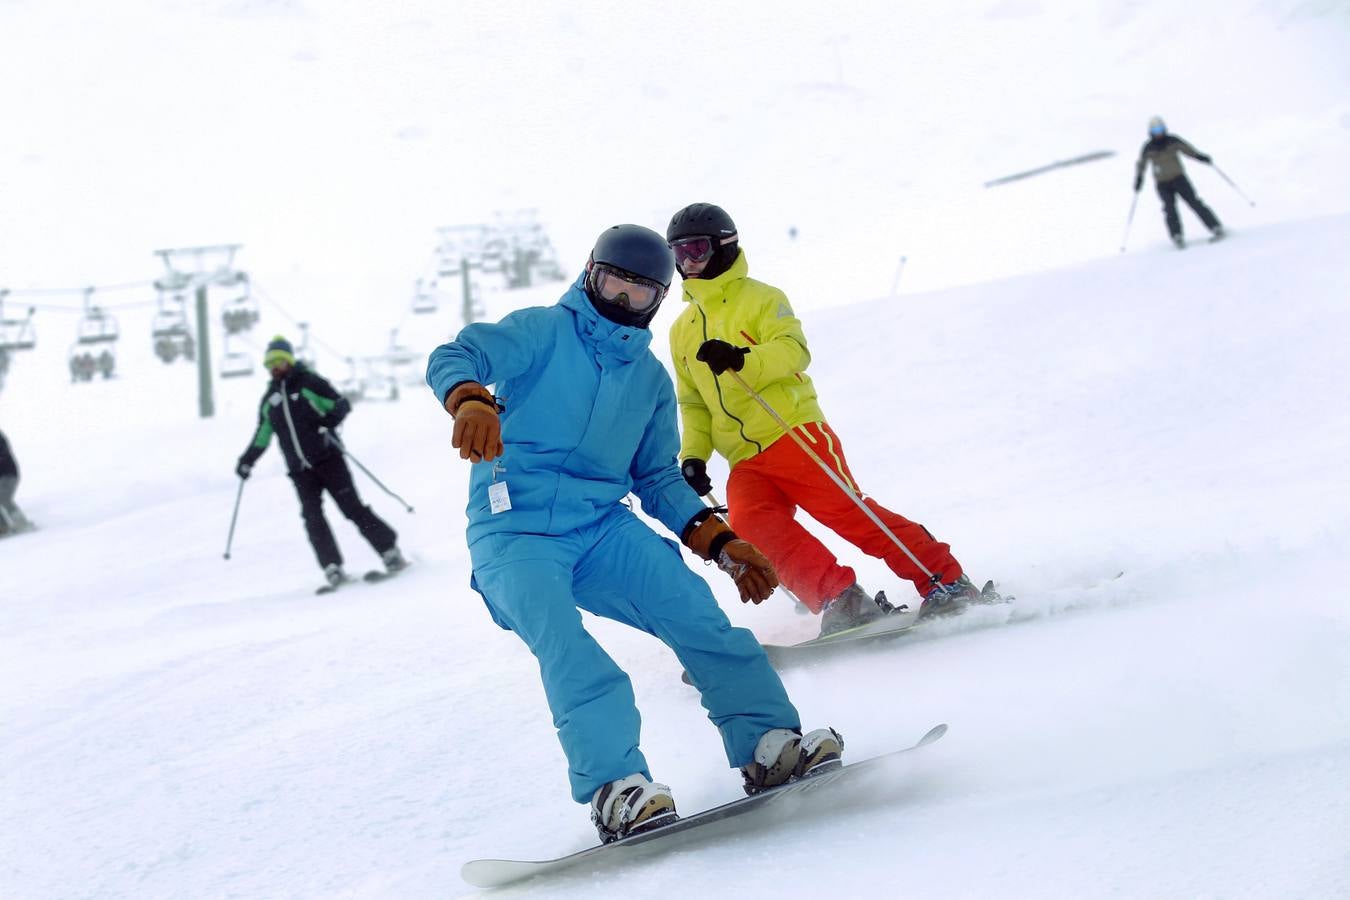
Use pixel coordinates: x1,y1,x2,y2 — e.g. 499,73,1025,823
666,203,739,279
584,224,675,328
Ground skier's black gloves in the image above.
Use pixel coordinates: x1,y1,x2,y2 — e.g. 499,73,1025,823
681,458,713,496
1133,176,1143,192
1196,153,1212,164
235,459,252,479
697,339,749,376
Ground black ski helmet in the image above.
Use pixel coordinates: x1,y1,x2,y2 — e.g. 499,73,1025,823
667,202,740,280
584,224,675,328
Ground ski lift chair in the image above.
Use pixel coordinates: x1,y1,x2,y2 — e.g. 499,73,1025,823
151,306,190,336
221,277,260,335
76,307,120,345
153,327,194,364
0,306,37,352
67,346,98,383
219,350,254,379
412,280,439,314
338,358,366,403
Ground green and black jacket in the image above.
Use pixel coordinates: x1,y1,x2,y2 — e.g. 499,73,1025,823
239,364,350,474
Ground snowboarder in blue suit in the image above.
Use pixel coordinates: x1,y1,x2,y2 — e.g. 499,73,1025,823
427,224,844,842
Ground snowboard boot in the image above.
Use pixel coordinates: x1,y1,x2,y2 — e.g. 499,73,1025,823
381,546,409,573
818,583,886,638
919,573,980,619
741,727,845,795
590,774,678,844
323,563,348,588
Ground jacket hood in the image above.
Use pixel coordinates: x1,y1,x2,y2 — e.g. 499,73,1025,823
680,248,749,305
559,275,652,365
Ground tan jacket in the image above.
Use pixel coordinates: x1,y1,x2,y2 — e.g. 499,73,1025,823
1136,134,1208,185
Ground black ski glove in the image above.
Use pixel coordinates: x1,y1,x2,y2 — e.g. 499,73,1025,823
235,459,252,479
1196,153,1212,164
1133,175,1143,192
697,339,749,376
681,458,713,496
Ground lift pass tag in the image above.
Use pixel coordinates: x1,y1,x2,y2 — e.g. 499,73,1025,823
488,481,512,514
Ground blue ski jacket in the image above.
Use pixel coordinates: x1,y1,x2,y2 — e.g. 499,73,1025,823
426,276,707,545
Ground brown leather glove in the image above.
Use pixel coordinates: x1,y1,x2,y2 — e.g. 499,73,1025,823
444,382,503,462
684,513,778,604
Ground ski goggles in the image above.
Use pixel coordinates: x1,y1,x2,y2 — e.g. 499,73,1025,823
590,264,665,313
670,236,716,266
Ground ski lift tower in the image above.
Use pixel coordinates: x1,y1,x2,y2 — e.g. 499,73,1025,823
435,225,489,326
153,243,245,419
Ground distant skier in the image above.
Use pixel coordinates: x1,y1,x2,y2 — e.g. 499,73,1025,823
235,336,406,589
665,202,989,637
426,224,843,843
1134,116,1224,249
0,428,34,535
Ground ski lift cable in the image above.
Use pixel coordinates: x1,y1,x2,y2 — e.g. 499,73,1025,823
250,280,355,362
1,279,156,298
23,298,159,313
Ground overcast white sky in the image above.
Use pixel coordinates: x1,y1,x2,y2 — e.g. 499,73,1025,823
3,1,1347,354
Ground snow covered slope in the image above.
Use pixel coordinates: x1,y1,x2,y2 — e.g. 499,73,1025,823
4,213,1349,898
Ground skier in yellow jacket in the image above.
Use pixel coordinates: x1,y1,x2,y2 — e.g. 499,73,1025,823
666,203,982,637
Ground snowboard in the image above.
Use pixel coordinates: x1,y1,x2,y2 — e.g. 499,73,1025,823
460,723,948,890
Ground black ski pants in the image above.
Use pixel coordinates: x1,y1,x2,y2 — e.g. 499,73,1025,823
1157,175,1221,238
0,475,30,534
289,456,396,570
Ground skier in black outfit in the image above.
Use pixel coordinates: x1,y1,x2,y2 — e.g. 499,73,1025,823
1134,115,1224,249
235,336,406,588
0,428,33,536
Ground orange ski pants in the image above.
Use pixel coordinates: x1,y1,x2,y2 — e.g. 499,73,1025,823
726,422,963,613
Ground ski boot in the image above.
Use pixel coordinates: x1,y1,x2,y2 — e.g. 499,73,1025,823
381,546,409,573
1172,233,1186,249
818,583,887,638
590,774,678,843
1209,225,1225,242
742,727,844,795
323,563,348,589
919,573,982,619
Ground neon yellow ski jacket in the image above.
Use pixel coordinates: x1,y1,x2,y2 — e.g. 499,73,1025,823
669,249,824,467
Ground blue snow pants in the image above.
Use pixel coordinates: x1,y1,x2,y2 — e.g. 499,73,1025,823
468,505,801,804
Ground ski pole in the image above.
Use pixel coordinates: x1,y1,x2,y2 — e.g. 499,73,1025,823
325,431,415,513
726,370,939,593
1210,163,1256,207
1120,190,1139,253
223,477,245,560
